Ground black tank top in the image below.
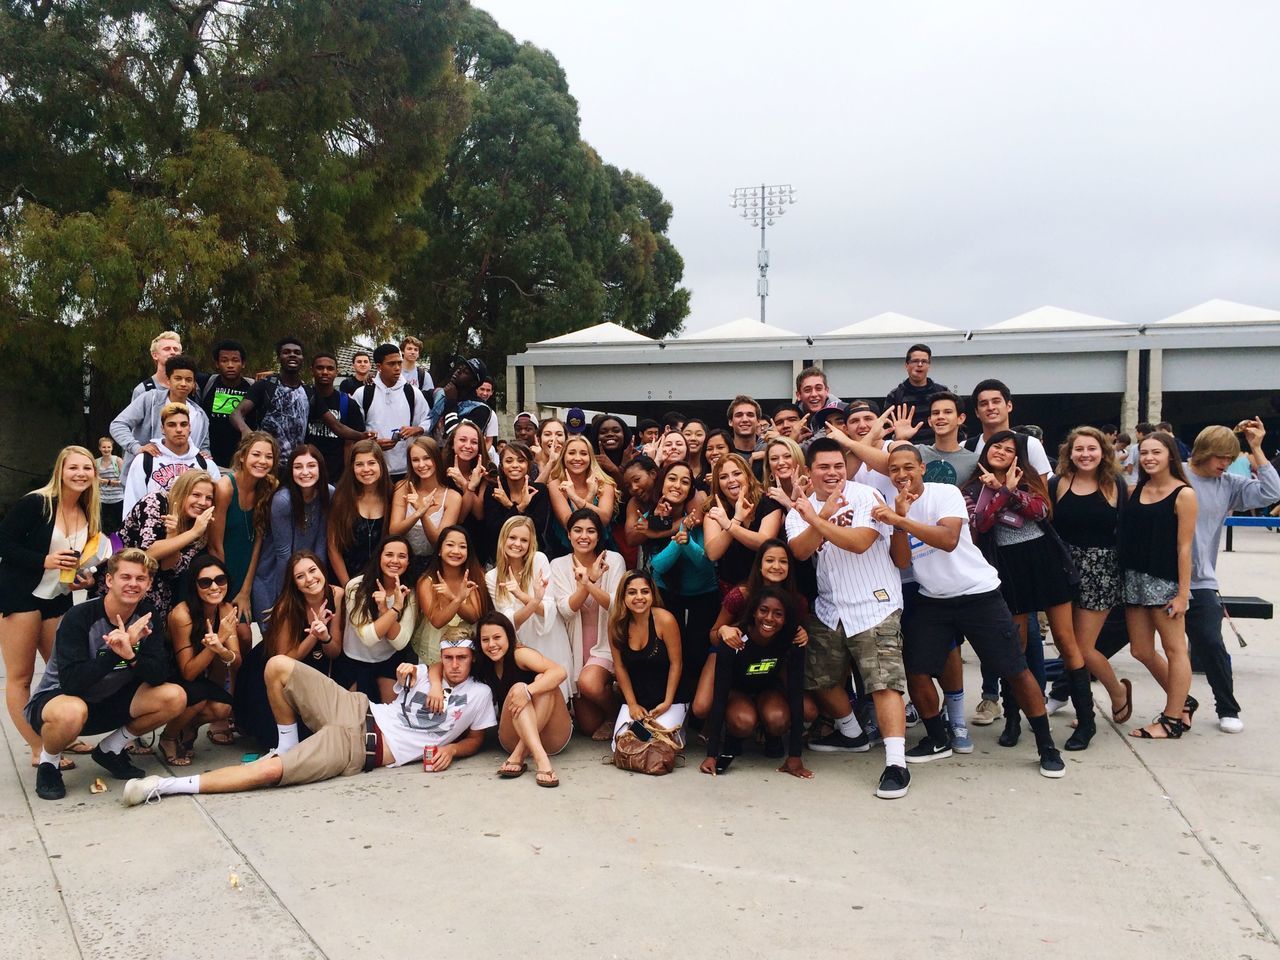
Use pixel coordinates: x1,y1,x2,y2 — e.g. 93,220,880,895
490,658,537,710
1053,485,1119,548
1118,483,1186,582
617,613,670,710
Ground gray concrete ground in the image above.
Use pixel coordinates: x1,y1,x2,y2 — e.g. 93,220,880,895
3,528,1280,959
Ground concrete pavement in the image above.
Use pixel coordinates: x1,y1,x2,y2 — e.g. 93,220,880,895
3,528,1280,959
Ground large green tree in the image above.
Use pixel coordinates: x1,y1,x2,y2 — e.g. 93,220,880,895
392,7,689,385
0,0,468,412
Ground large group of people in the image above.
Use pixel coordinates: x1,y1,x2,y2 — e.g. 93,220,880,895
1,334,1276,808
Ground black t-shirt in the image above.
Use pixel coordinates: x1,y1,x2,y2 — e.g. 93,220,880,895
306,390,366,480
199,375,255,467
715,495,785,586
339,376,368,396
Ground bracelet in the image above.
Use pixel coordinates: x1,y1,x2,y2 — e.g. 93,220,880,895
221,652,235,664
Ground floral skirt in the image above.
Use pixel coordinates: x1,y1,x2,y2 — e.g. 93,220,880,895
1122,569,1178,607
1068,545,1120,611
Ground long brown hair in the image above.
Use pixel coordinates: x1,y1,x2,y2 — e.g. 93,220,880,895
266,550,329,656
423,525,492,619
964,430,1053,519
606,570,664,648
230,431,279,536
1135,431,1190,487
329,439,391,557
284,444,331,530
1056,426,1121,500
710,453,764,518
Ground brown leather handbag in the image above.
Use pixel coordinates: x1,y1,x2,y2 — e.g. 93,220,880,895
612,719,682,776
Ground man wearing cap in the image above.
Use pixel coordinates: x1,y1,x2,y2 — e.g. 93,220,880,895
513,412,538,446
121,630,497,805
428,355,498,443
360,344,430,482
565,407,588,436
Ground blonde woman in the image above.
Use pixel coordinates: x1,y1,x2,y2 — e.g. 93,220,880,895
390,437,461,575
1,446,111,768
484,516,566,672
762,436,809,502
209,431,278,616
546,435,617,555
119,468,216,625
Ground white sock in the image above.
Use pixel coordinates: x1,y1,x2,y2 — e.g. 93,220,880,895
158,775,201,796
39,750,61,767
884,736,906,769
99,726,139,755
276,723,299,753
944,690,968,733
836,711,863,738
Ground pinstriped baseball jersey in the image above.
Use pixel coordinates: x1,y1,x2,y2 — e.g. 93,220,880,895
785,480,902,635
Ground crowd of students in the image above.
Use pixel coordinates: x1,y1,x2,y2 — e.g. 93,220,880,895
1,334,1276,807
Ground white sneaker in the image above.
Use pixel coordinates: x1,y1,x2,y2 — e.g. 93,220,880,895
1219,716,1244,734
122,775,164,807
1045,697,1069,716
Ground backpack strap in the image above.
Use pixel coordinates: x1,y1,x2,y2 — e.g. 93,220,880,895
338,390,350,420
361,383,376,418
142,452,154,484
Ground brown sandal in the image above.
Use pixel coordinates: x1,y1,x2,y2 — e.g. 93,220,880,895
535,769,560,788
160,737,192,767
590,721,614,742
498,761,527,779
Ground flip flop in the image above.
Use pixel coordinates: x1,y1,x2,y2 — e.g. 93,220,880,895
160,737,192,767
590,721,614,742
498,761,527,779
64,740,94,755
535,769,560,788
1112,679,1133,724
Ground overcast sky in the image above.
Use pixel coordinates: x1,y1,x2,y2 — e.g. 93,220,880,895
476,1,1280,335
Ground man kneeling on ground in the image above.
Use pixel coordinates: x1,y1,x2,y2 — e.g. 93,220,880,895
28,549,188,800
123,629,496,805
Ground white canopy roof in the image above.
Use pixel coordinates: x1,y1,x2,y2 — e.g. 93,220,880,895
1154,299,1280,326
986,306,1124,331
680,317,801,340
824,312,954,336
537,321,654,345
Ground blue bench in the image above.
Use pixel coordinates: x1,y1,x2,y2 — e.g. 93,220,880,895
1224,515,1280,551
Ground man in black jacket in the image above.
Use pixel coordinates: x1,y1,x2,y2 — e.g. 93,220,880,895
25,549,186,801
883,344,946,445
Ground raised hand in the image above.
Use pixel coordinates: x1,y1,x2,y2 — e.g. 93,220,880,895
1005,463,1023,491
870,503,901,528
977,463,1002,490
733,491,754,522
192,505,216,538
894,486,919,516
1240,417,1266,449
395,662,418,689
162,513,180,536
817,494,847,521
889,404,920,440
504,577,531,605
706,504,730,529
572,558,589,585
590,553,607,583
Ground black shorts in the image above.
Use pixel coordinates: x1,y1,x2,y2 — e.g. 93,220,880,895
0,588,73,620
26,683,141,736
903,589,1026,679
333,648,414,697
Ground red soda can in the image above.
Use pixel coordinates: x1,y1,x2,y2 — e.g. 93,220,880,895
423,745,437,771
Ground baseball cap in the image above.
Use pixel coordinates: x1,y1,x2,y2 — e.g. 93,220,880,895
810,403,849,434
448,355,489,384
565,407,587,434
514,411,537,425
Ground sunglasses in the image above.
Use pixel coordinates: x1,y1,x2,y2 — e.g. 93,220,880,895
196,574,229,589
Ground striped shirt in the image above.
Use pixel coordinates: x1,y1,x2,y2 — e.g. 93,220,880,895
785,480,902,635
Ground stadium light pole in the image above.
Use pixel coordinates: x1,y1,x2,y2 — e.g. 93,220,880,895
730,183,796,323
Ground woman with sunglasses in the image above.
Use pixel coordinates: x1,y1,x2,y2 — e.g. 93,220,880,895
160,555,250,764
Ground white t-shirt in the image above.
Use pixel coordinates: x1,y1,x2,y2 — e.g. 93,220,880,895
371,668,497,766
969,433,1052,479
784,480,902,635
903,483,1001,599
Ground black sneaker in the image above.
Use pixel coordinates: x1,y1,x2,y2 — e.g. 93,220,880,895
1039,748,1066,779
905,736,953,764
808,729,872,753
762,735,785,758
35,762,66,801
92,745,145,781
875,764,911,799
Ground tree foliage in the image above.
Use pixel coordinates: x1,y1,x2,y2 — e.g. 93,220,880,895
391,7,689,384
1,0,468,408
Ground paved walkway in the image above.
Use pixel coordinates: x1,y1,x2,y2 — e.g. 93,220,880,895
4,529,1280,959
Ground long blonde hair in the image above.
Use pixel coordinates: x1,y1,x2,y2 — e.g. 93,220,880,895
167,470,215,536
547,435,616,492
33,445,101,539
1056,426,1121,500
761,437,806,493
493,515,538,605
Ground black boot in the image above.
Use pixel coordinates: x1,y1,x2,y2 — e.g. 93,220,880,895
1064,667,1097,751
998,690,1022,747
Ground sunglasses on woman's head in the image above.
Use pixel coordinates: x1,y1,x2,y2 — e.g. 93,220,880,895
197,574,229,589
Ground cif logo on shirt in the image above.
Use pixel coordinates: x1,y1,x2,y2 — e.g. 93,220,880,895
745,658,778,675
